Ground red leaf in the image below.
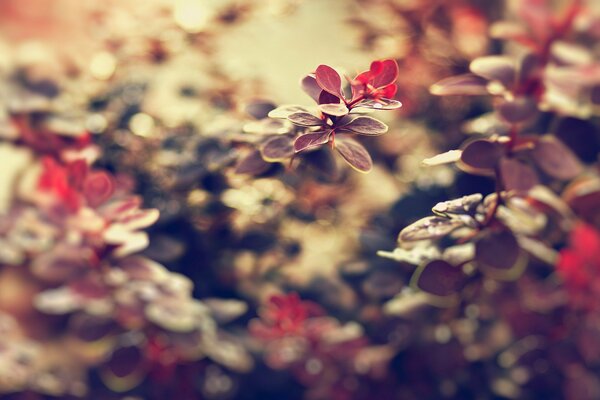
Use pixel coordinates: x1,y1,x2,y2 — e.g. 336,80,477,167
371,59,399,88
83,171,115,208
315,65,344,100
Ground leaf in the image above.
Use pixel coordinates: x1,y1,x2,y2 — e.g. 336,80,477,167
260,136,294,161
371,59,400,88
268,105,310,119
294,130,332,153
459,139,503,174
334,136,373,173
398,216,466,242
497,97,537,123
300,74,321,103
235,149,271,175
470,56,515,87
315,64,344,99
430,73,489,96
101,344,146,392
341,116,388,135
287,112,324,127
353,98,403,110
318,103,349,116
319,90,342,105
432,194,483,217
422,150,462,166
411,259,467,300
245,101,276,119
243,119,292,135
83,171,114,208
475,230,527,279
531,136,583,180
499,158,539,192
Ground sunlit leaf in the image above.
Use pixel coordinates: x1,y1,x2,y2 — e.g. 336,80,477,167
470,56,515,87
353,98,403,110
334,136,372,173
422,150,462,166
432,194,483,217
399,216,466,242
430,74,489,96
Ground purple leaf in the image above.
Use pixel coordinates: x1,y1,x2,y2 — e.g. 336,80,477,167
319,90,342,105
334,136,373,173
500,158,539,192
412,259,467,298
341,116,388,136
300,74,322,103
430,73,489,96
268,105,310,119
315,64,344,99
235,149,271,175
497,96,538,123
260,136,295,161
459,139,504,174
287,112,325,127
532,136,583,180
475,230,520,271
294,130,332,153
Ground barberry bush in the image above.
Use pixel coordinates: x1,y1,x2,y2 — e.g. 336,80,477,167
0,0,599,399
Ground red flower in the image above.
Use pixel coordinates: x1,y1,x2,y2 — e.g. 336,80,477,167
249,293,324,339
557,223,600,310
